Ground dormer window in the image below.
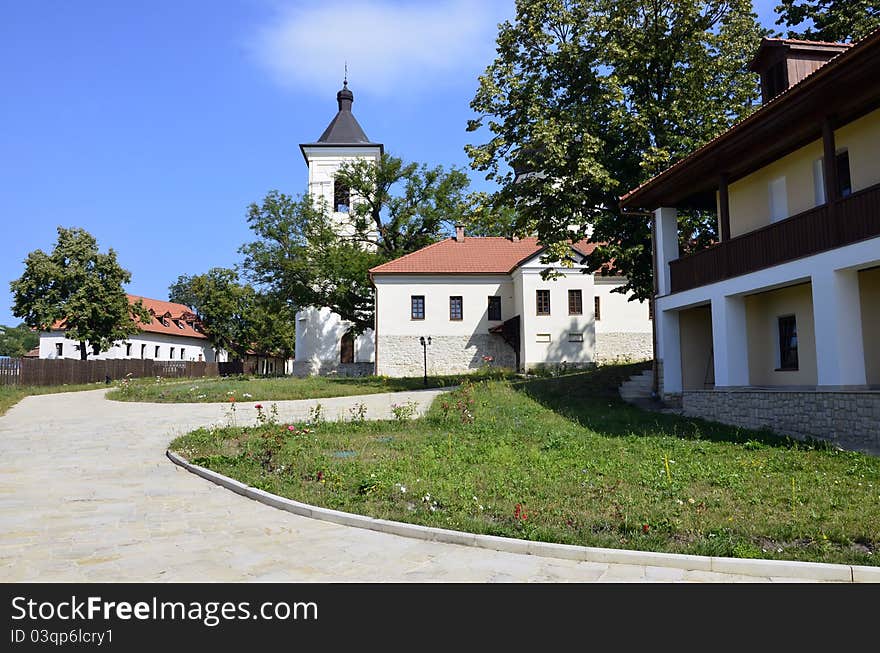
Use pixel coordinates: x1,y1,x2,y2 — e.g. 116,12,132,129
764,60,787,100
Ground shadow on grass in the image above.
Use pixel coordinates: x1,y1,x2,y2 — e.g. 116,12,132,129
511,363,830,451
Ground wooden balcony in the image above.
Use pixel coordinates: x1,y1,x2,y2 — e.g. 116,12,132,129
669,182,880,293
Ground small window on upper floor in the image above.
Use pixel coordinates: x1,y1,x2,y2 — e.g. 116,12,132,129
536,289,550,316
154,345,160,358
769,176,788,223
55,343,63,356
813,158,826,206
764,60,787,100
180,348,185,360
568,289,583,316
488,296,502,321
170,347,175,359
92,343,100,356
449,296,463,321
125,342,132,356
334,181,350,213
411,296,425,320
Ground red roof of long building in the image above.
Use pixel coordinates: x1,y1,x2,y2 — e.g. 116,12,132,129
369,237,598,274
51,294,208,339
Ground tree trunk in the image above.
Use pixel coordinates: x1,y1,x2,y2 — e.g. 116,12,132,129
79,340,88,360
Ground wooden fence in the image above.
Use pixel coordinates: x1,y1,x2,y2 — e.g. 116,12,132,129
0,358,219,387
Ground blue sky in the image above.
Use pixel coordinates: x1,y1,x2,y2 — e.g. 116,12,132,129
0,0,781,327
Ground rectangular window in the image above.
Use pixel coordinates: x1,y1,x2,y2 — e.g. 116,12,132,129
154,345,160,359
92,344,100,356
778,315,798,371
334,181,350,213
411,295,425,320
568,289,583,315
55,343,63,356
568,333,584,343
125,342,132,356
180,348,185,360
769,176,788,222
813,158,826,206
170,347,175,359
836,150,852,198
536,289,550,315
140,343,146,359
593,296,601,321
536,333,551,343
488,296,502,321
449,296,463,320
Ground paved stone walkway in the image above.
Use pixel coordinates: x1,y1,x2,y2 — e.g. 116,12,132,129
0,388,806,582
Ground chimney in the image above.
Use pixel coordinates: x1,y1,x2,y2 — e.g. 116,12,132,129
748,38,851,104
454,224,465,242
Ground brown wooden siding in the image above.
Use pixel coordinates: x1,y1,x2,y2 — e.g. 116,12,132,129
669,182,880,293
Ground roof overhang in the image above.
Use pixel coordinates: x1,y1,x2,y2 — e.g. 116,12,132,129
299,142,384,165
620,29,880,211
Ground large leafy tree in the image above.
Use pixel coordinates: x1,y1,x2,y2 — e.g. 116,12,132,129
775,1,880,42
466,0,765,301
10,226,149,360
239,153,473,333
169,268,295,360
0,324,39,357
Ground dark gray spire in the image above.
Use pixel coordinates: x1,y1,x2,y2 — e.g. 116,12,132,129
336,79,354,112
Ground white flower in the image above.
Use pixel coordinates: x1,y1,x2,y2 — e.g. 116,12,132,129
400,485,407,493
478,505,483,511
243,393,253,398
676,499,684,505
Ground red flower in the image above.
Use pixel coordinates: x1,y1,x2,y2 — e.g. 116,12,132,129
255,404,263,409
228,396,235,403
316,471,324,482
642,524,650,534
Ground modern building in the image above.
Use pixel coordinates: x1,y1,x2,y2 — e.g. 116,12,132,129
38,295,227,362
620,32,880,452
369,228,652,376
293,80,380,376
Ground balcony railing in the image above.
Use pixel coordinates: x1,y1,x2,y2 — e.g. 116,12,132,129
669,182,880,293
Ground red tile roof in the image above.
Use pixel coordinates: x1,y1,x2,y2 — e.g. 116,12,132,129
369,237,598,274
51,295,208,340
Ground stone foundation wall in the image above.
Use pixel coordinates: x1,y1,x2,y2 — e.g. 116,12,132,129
377,334,515,377
595,332,653,364
682,389,880,455
293,360,374,377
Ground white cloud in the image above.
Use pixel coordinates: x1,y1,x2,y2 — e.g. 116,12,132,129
248,0,506,97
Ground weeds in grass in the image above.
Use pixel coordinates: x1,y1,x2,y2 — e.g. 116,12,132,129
390,401,418,421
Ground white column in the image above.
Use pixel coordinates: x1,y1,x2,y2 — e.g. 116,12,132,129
659,308,682,394
654,207,679,296
711,294,749,387
811,268,867,387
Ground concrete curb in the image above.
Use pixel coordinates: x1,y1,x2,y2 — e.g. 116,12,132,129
167,450,880,583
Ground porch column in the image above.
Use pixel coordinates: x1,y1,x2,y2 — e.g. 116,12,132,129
654,207,679,296
812,268,866,387
659,308,682,395
711,295,749,387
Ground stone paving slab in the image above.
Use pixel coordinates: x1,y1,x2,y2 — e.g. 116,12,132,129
0,387,862,583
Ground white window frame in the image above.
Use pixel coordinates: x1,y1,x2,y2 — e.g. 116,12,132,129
769,176,788,223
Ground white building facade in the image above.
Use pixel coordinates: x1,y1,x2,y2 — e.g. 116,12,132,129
370,231,651,376
39,295,227,362
620,35,880,454
293,81,381,376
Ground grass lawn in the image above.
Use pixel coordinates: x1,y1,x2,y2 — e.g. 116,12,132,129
0,381,113,416
107,368,516,403
169,363,880,567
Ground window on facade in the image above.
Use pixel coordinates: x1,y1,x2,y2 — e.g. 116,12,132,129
141,344,146,359
334,181,350,213
92,344,100,356
568,289,583,315
411,295,425,320
154,345,160,358
568,333,584,343
769,176,788,222
594,296,601,321
125,342,132,356
488,296,502,321
536,333,551,343
55,343,63,356
778,315,798,370
813,158,826,206
765,60,787,99
836,150,852,198
180,348,185,360
536,289,550,315
340,331,354,364
449,296,463,321
170,347,175,359
159,317,168,327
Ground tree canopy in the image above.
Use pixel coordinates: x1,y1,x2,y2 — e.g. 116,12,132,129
466,0,766,301
0,324,39,357
169,267,296,360
775,1,880,42
239,152,473,333
10,226,149,359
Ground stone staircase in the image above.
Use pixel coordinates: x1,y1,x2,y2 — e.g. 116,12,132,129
618,368,655,408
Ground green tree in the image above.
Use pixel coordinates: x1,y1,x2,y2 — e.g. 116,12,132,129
239,152,473,333
0,323,39,357
10,226,149,360
466,0,765,301
169,268,254,360
775,1,880,42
